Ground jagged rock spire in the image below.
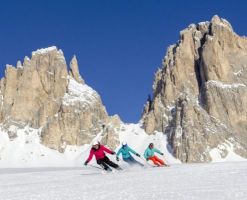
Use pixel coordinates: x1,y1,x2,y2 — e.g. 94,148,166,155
142,15,247,162
69,55,84,84
0,47,120,153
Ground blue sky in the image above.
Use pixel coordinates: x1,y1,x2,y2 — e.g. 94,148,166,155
0,0,246,122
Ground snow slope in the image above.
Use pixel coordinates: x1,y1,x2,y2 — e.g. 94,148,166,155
0,122,246,167
0,162,247,200
117,123,181,165
0,123,181,167
207,80,246,89
0,125,87,168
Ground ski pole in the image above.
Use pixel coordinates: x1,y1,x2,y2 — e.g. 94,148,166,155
163,157,170,167
160,153,170,166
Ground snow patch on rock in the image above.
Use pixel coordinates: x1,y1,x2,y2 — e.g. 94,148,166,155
62,77,100,107
210,140,246,162
32,46,58,56
207,80,246,89
234,68,244,76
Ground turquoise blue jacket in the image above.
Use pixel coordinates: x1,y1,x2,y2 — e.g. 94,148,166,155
144,147,162,159
117,146,137,159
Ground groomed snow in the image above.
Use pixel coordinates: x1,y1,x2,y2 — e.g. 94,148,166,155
1,124,247,199
0,162,247,200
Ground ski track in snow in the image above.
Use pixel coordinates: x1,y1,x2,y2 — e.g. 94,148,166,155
0,162,247,200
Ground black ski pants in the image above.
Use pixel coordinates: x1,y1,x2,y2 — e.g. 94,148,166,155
97,156,119,170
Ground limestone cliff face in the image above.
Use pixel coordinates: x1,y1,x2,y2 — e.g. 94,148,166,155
0,47,121,152
142,16,247,162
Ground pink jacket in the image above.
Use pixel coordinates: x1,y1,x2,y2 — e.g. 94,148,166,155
86,145,114,162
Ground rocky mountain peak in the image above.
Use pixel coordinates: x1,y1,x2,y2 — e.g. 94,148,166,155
211,15,233,31
142,16,247,162
0,46,121,152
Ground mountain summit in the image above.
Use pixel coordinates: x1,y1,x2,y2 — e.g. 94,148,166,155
0,46,121,152
142,15,247,162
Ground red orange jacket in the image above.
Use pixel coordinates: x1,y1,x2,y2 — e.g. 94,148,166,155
86,145,114,162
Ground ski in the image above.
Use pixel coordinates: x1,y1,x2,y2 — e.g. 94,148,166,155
152,164,170,168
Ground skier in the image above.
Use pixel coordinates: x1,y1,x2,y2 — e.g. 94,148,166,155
144,143,167,166
84,141,121,171
116,142,144,167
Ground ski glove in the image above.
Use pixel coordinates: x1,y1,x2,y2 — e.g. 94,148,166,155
84,161,89,166
136,153,140,157
116,157,119,161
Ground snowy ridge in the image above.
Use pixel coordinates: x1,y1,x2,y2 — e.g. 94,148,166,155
207,80,246,89
198,21,210,26
31,46,59,56
217,19,232,29
62,77,101,107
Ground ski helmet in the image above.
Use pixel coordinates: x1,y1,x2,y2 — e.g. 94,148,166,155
122,141,127,146
92,141,99,146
